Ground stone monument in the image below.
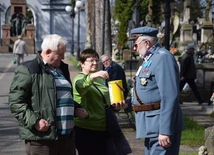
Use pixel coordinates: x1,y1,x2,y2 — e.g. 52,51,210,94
0,0,35,54
200,0,214,52
179,0,193,51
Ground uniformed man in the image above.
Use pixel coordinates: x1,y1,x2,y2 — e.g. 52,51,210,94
129,26,184,155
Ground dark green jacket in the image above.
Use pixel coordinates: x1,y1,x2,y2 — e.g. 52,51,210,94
8,53,72,140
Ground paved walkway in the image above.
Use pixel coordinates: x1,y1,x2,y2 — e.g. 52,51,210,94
0,53,213,155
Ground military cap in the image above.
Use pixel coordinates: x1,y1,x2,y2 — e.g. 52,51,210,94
129,26,158,40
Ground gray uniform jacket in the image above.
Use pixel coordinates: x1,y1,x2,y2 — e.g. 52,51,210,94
132,43,184,138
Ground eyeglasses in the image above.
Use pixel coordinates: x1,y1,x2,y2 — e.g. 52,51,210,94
133,39,147,48
102,59,110,64
85,59,99,63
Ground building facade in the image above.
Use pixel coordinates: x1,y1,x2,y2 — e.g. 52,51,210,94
0,0,86,53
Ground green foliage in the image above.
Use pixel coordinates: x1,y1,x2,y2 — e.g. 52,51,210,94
151,0,162,25
113,0,203,48
114,0,135,47
189,0,203,20
179,153,198,155
67,56,81,71
181,117,204,146
140,0,149,23
114,0,163,47
209,111,214,118
71,0,75,7
26,7,33,19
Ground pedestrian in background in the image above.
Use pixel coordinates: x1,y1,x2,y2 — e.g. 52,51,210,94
9,34,87,155
179,43,204,105
101,54,129,99
72,49,130,155
13,35,28,65
129,26,184,155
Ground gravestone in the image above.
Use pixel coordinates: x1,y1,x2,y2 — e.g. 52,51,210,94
179,0,193,51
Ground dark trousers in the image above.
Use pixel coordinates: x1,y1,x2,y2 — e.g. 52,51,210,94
74,126,107,155
25,131,76,155
180,79,203,103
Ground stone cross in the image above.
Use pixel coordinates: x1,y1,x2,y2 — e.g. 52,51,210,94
183,0,190,23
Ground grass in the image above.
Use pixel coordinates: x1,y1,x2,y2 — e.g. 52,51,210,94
209,111,214,118
67,56,81,71
181,117,204,146
179,153,198,155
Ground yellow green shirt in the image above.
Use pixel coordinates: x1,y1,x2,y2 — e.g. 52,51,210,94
73,73,110,131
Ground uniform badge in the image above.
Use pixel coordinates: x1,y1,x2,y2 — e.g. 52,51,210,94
142,68,149,73
140,78,147,86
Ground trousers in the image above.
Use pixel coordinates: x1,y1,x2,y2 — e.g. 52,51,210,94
180,79,203,104
25,131,76,155
144,132,182,155
16,54,24,65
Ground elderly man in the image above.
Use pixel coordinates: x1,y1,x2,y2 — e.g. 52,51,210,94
9,34,87,155
130,26,184,155
13,35,28,65
101,54,129,99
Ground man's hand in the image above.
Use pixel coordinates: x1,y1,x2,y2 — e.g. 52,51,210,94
180,77,185,81
34,119,50,132
75,108,88,119
210,93,214,102
158,134,171,148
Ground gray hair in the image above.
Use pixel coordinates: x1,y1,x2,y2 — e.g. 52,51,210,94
100,54,111,61
139,35,158,45
41,34,67,51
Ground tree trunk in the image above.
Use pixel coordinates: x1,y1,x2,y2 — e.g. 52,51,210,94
104,0,112,56
84,0,95,49
94,0,102,55
85,0,112,57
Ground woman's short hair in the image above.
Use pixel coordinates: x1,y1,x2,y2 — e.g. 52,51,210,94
79,48,99,63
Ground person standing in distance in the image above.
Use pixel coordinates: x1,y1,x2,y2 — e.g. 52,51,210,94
129,26,184,155
13,35,28,65
179,43,204,105
101,54,129,99
9,34,88,155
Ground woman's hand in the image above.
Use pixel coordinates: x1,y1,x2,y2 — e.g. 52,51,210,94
111,100,128,110
90,71,109,79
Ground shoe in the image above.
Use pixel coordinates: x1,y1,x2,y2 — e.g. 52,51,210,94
198,99,204,105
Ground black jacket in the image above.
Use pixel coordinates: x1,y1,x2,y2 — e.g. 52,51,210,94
180,52,196,79
105,61,129,99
